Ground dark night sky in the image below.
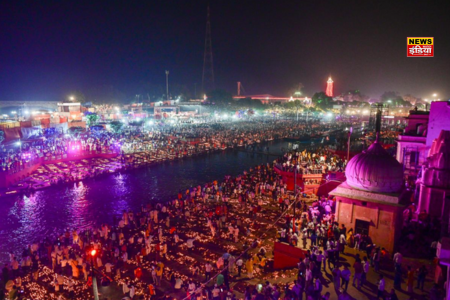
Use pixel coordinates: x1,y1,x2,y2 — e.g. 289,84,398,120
0,0,449,101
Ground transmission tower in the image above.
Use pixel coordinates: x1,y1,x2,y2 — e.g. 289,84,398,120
202,5,215,93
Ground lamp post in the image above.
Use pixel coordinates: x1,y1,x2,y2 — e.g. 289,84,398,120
90,249,100,300
347,127,353,162
293,167,297,221
165,70,170,101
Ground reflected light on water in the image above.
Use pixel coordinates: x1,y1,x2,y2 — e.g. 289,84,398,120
0,140,293,262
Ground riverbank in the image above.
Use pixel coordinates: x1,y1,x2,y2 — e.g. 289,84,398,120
2,160,435,300
0,139,278,196
0,139,298,263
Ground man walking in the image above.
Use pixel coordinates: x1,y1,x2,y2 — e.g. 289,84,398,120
340,265,351,292
361,256,370,287
205,262,212,281
352,258,363,289
377,274,385,299
236,258,243,277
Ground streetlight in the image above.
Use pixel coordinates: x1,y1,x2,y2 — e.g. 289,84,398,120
69,95,75,101
90,249,100,300
294,167,299,222
347,127,353,162
165,70,169,101
433,93,437,102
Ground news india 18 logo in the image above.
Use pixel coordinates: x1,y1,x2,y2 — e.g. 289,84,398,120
407,37,434,57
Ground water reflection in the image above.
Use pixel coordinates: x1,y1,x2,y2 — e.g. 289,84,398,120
0,140,293,262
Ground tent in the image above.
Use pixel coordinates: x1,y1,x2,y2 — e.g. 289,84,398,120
49,122,69,133
3,127,21,142
21,126,42,139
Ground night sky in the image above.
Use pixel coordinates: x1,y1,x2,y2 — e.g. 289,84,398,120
1,1,449,101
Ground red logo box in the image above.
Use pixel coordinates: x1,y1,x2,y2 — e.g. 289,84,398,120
407,37,434,57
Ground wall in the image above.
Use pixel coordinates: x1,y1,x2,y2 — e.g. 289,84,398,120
336,196,403,253
273,242,306,269
396,135,427,165
68,121,86,128
418,186,445,216
427,102,450,146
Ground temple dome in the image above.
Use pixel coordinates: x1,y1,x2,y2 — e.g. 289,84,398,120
345,140,404,193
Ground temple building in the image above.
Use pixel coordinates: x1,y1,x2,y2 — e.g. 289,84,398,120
417,130,450,220
397,101,450,181
396,109,429,180
330,136,409,253
396,101,450,219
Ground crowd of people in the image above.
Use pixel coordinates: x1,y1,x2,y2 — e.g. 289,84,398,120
0,118,439,300
1,119,344,175
275,148,347,174
0,153,436,300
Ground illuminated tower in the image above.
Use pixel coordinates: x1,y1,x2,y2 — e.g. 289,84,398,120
326,76,334,97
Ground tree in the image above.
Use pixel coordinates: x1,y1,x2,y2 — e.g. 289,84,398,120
380,91,412,107
109,121,123,133
403,94,420,105
287,83,304,97
233,98,266,110
284,100,303,110
86,113,99,127
312,92,334,110
342,89,368,102
206,89,233,106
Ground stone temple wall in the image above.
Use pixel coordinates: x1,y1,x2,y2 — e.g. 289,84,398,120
427,102,450,146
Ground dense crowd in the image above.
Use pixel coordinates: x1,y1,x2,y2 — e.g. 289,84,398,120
0,154,435,300
0,119,343,174
275,148,347,174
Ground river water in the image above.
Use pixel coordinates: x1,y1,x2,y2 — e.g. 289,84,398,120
0,139,304,262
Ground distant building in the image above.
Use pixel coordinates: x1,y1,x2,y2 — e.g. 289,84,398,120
154,106,179,119
57,102,82,121
232,95,310,105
